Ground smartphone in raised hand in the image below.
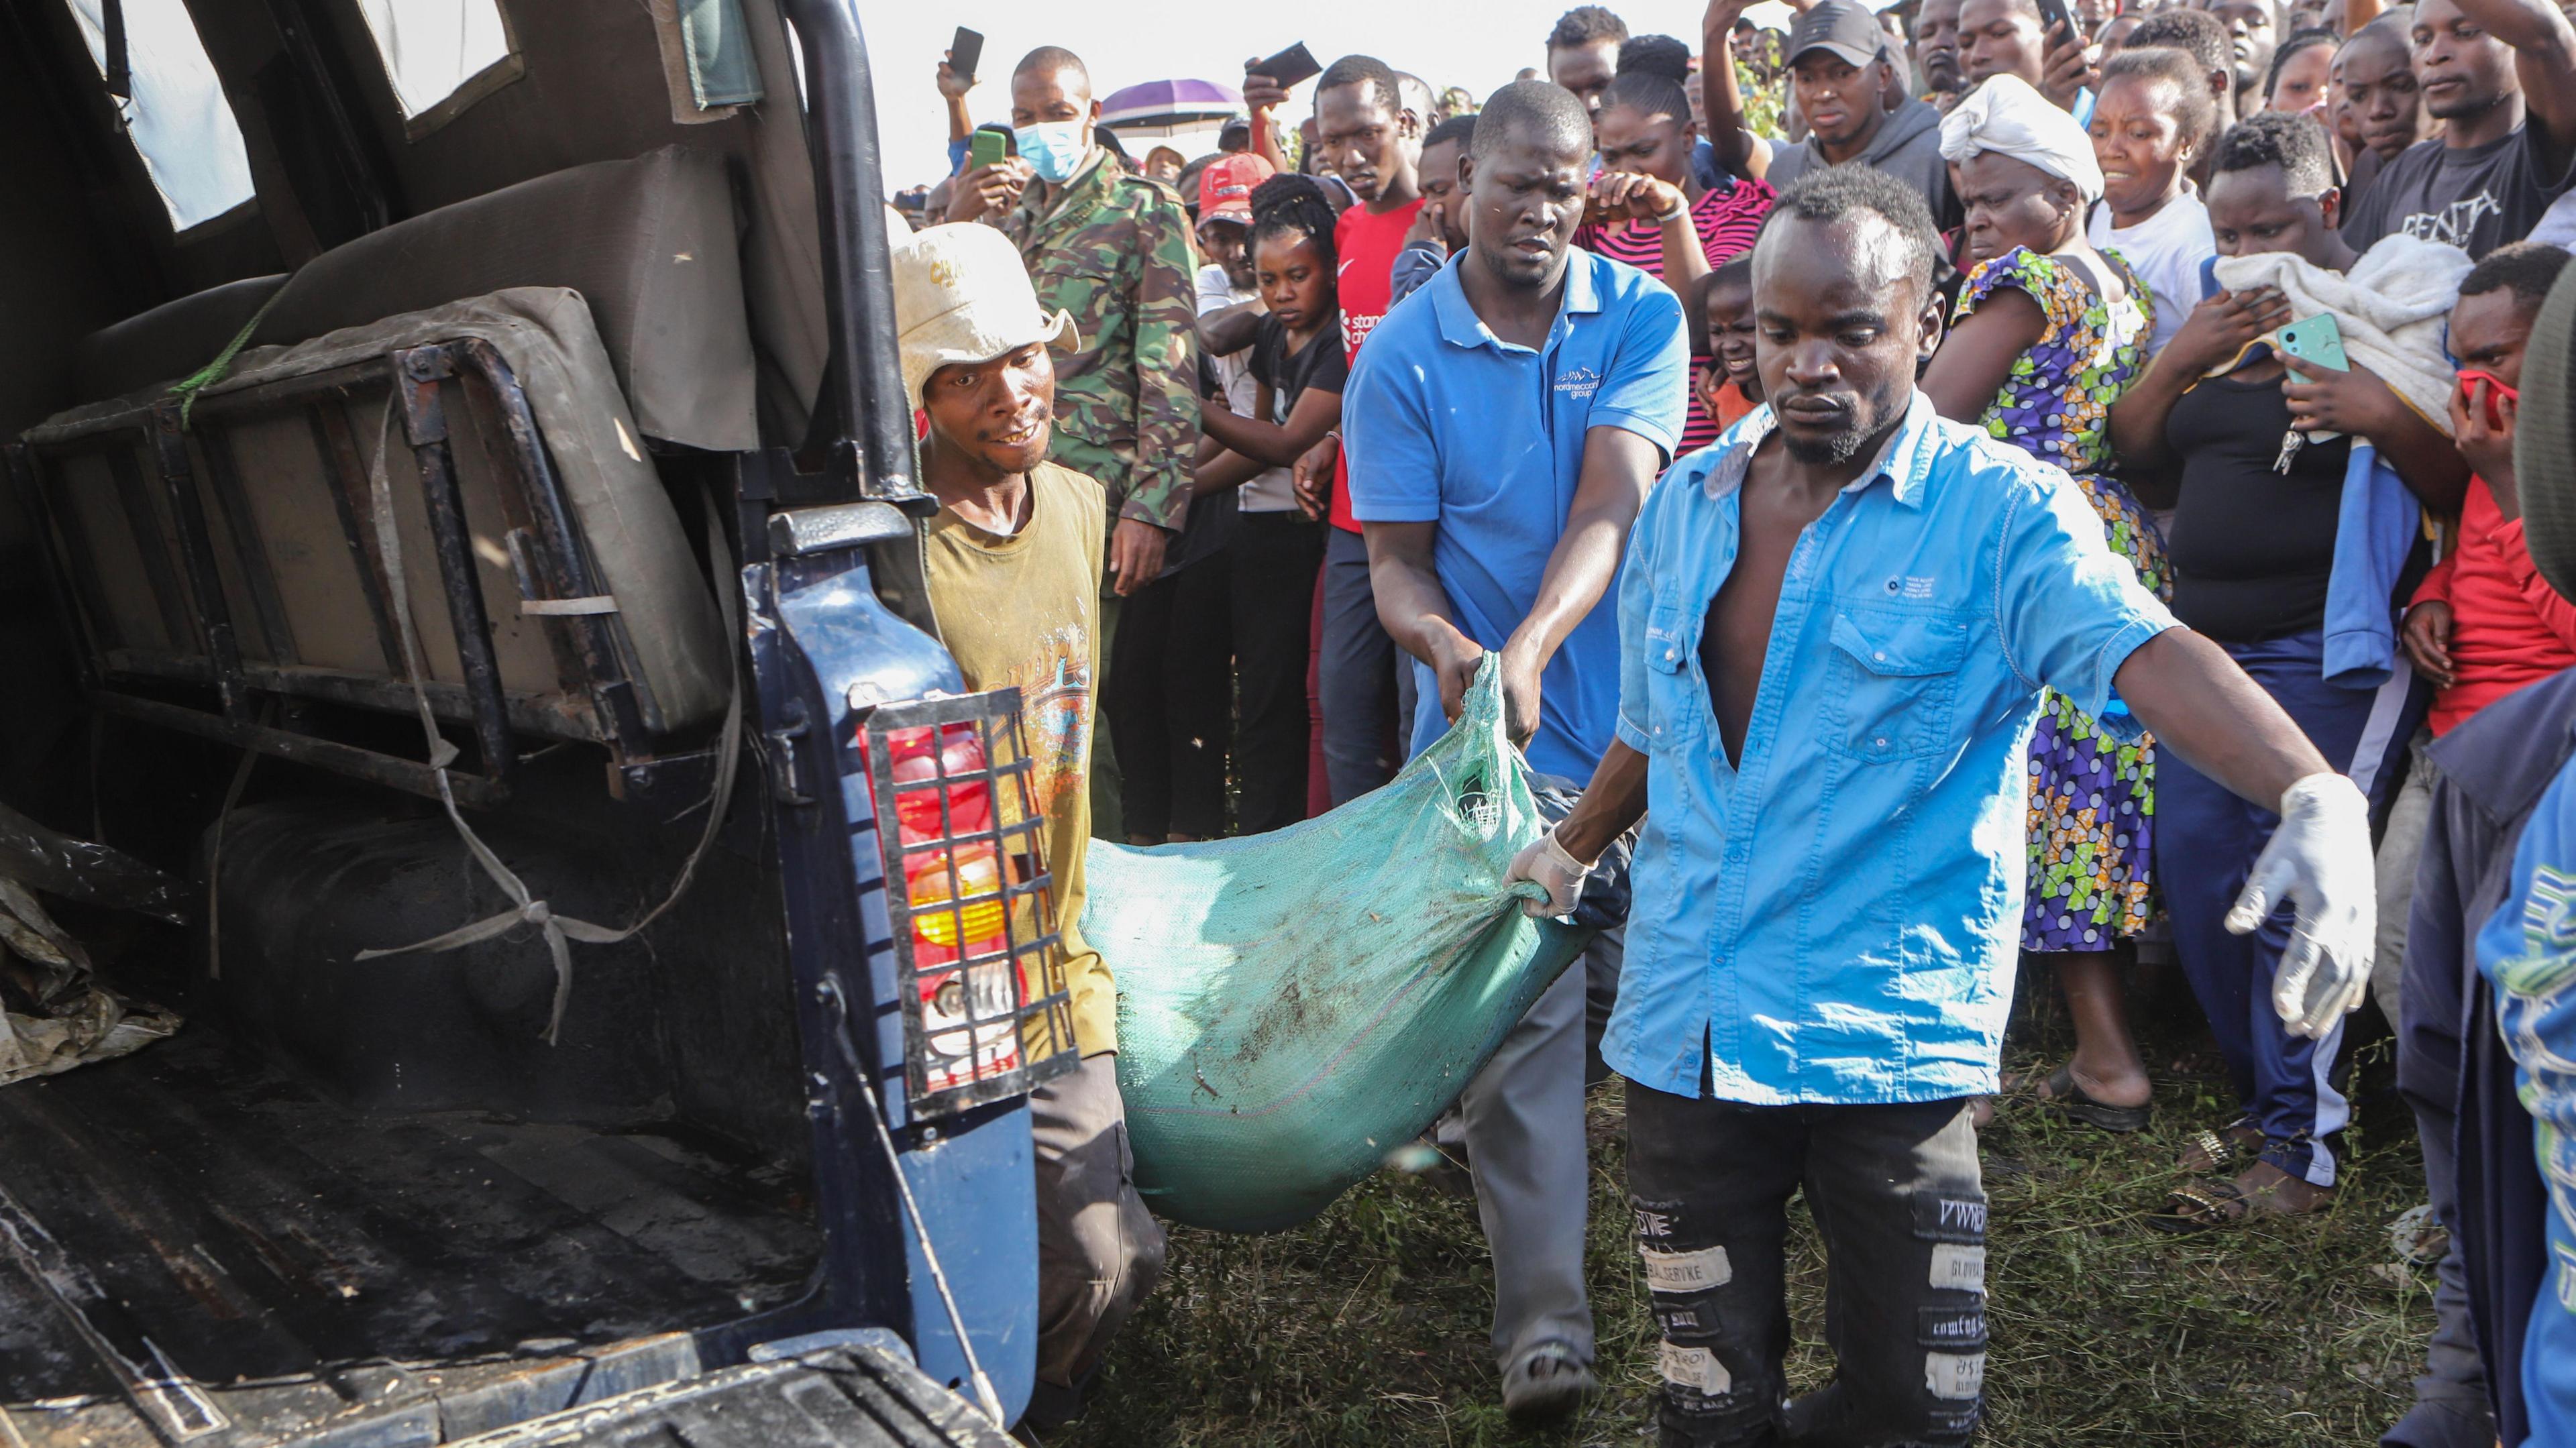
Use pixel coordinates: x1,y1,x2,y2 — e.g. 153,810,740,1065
1252,42,1322,89
969,125,1009,172
950,26,985,85
2033,0,2076,46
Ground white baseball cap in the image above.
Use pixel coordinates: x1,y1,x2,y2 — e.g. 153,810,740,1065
894,223,1080,408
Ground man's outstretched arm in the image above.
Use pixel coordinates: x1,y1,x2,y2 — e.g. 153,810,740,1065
2117,628,2371,1040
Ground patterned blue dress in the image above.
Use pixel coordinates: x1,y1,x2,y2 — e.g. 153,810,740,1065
1952,245,2166,950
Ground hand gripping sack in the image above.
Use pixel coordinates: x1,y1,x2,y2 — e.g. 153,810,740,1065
1087,661,1593,1233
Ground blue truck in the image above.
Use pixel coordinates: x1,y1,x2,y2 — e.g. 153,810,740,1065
0,3,1056,1443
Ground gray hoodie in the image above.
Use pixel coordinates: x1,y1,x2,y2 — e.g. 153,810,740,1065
1760,97,1961,233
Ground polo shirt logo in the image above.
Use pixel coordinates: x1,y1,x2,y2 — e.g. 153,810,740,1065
1553,365,1601,400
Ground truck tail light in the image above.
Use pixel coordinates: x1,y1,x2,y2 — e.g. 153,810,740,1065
858,691,1079,1114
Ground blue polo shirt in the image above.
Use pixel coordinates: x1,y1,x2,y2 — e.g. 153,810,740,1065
1342,247,1689,781
1603,397,2181,1105
2477,753,2576,1447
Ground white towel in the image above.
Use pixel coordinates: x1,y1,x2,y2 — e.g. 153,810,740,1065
1938,74,2104,203
2212,233,2473,433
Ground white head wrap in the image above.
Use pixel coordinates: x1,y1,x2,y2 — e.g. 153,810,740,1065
1937,74,2104,204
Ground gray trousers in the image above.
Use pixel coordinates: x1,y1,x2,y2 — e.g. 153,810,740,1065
2377,732,2495,1447
1028,1054,1166,1425
1459,934,1611,1369
2373,730,2436,1030
2383,1089,2499,1447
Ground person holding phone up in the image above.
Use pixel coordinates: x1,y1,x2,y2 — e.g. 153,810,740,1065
944,45,1203,840
1959,0,2102,120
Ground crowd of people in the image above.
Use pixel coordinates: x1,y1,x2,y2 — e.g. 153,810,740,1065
885,0,2576,1442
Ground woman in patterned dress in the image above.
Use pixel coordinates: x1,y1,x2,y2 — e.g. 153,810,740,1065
1924,77,2165,1130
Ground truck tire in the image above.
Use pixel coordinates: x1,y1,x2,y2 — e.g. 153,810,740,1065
447,1345,1016,1448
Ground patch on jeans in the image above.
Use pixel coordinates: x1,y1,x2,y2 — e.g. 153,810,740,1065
1658,1341,1733,1398
2557,1243,2576,1312
1651,1294,1714,1338
1640,1243,1732,1293
1630,1196,1694,1249
1928,1242,1986,1293
1910,1190,1989,1243
1923,1351,1986,1400
1917,1306,1988,1349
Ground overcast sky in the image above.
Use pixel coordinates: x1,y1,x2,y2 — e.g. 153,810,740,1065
857,1,1792,192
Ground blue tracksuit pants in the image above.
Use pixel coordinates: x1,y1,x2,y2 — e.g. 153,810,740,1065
2155,629,2418,1187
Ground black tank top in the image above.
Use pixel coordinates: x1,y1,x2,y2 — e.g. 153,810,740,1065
2163,371,2350,644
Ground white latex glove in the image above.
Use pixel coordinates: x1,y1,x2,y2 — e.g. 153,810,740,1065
1505,827,1593,920
2227,772,2377,1040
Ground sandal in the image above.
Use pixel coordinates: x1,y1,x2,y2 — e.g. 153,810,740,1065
2151,1178,2250,1233
2035,1064,2150,1133
2150,1162,2336,1233
2178,1117,2263,1175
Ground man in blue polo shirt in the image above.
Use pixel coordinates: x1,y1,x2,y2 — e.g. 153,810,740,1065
1508,167,2382,1446
1343,78,1690,1421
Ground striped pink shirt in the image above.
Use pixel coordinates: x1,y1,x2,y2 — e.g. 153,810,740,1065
1577,177,1776,453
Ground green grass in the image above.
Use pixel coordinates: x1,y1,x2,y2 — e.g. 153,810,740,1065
1063,999,2438,1447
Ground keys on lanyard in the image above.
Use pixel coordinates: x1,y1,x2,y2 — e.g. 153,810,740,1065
2273,429,2305,474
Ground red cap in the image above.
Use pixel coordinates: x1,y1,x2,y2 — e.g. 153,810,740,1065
1197,152,1275,225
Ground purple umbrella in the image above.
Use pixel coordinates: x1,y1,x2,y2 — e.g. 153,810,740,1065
1099,77,1244,132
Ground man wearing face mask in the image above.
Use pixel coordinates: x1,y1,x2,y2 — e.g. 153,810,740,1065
947,46,1201,841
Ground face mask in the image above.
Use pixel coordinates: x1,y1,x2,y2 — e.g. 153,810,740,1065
1014,121,1091,184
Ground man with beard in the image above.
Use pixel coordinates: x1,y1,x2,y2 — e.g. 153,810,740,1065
1505,165,2381,1446
1346,78,1688,1423
1702,0,1963,229
2341,0,2576,256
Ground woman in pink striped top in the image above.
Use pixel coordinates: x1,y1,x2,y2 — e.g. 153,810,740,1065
1575,68,1776,453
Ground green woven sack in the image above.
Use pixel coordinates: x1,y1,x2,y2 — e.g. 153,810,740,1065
1089,660,1591,1233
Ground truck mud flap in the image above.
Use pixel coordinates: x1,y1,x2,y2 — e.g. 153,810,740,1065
445,1345,1013,1448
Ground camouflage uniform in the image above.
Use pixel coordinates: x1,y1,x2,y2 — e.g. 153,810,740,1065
1000,150,1201,535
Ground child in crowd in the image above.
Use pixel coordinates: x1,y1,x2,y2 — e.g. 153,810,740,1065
1169,176,1348,838
1690,260,1762,433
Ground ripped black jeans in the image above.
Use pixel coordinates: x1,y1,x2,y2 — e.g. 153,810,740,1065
1625,1083,1987,1447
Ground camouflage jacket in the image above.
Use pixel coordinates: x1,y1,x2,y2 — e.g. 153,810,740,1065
1000,151,1200,533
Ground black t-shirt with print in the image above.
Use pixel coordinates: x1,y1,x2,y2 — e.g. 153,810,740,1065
2341,125,2576,259
1248,315,1349,421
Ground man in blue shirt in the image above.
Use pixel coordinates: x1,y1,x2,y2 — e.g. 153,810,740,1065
1343,78,1689,1421
1507,168,2381,1446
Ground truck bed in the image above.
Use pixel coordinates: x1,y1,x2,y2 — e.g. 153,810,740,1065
0,1027,819,1447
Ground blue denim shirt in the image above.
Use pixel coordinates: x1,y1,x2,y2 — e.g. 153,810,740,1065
1599,396,2182,1105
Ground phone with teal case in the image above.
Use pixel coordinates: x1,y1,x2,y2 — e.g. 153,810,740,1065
2276,313,2350,372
